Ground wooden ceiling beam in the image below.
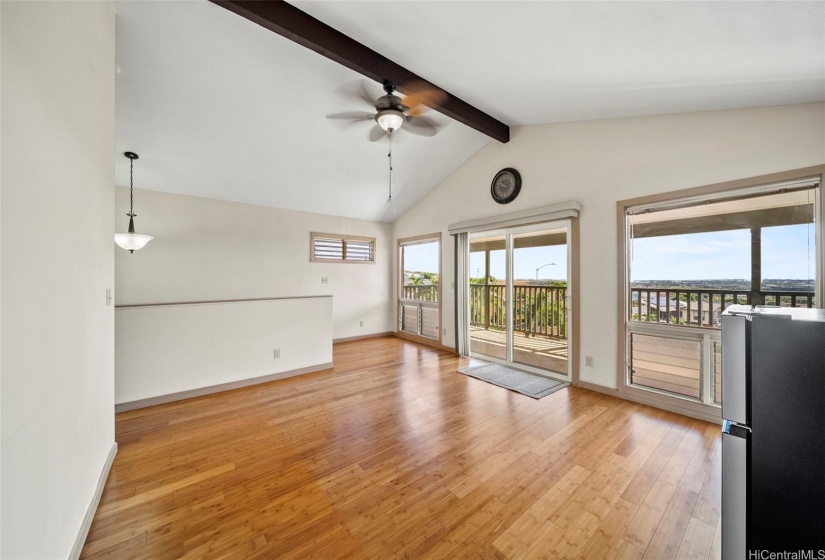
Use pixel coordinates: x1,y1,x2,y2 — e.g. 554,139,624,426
209,0,510,143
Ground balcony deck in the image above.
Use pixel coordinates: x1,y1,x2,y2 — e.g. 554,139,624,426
470,326,568,374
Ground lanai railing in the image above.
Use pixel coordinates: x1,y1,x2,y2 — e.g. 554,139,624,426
627,286,815,403
629,287,815,328
402,285,438,302
469,284,567,339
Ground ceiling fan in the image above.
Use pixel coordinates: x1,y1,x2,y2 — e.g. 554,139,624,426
327,80,447,141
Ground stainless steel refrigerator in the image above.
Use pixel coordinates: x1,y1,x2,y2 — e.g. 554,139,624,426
721,305,825,559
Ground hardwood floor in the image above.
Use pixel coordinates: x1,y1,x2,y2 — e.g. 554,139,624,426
81,337,722,559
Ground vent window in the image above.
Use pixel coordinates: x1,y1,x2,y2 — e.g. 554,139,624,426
311,233,375,263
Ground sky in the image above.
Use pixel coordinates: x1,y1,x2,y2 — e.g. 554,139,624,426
469,246,568,281
630,224,816,281
403,240,568,281
402,242,440,275
402,224,815,283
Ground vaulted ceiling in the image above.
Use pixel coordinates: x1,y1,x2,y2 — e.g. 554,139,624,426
115,1,825,222
296,1,825,125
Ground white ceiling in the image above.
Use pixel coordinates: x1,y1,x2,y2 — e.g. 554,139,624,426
296,0,825,125
116,1,825,222
114,0,488,223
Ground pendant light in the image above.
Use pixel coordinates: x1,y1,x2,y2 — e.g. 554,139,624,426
114,152,153,253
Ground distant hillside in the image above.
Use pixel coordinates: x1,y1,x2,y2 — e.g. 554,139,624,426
631,279,814,291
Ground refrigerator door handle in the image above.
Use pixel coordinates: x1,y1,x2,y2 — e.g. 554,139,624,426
722,427,749,560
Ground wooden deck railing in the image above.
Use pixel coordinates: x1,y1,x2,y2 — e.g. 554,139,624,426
761,291,816,308
402,285,439,302
630,288,815,328
470,284,567,339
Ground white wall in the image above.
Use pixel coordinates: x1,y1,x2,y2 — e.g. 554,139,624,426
1,1,116,558
114,188,394,340
393,103,825,388
116,297,333,404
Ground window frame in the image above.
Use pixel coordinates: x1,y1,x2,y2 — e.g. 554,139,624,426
310,232,376,264
396,232,443,348
616,166,825,421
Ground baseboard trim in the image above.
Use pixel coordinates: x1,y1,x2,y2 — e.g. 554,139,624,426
334,332,394,344
393,331,458,354
70,441,117,560
579,381,723,425
115,362,335,413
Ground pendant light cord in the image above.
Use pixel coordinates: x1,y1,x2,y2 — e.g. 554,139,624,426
388,131,393,204
129,157,135,216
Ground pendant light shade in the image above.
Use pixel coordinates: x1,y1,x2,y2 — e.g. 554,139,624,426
114,152,153,253
114,233,153,252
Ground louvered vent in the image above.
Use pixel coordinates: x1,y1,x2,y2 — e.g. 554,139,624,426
312,237,344,260
345,239,373,261
311,233,375,263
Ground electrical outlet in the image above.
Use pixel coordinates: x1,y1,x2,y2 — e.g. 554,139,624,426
273,349,280,359
321,277,328,284
105,288,113,307
443,328,447,335
451,281,455,289
585,356,594,367
359,321,364,327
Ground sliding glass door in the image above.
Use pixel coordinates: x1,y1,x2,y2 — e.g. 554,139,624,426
469,221,571,378
468,233,507,360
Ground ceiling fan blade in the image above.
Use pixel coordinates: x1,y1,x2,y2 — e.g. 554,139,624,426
403,115,439,137
368,125,387,142
336,79,379,109
326,111,374,121
400,80,448,116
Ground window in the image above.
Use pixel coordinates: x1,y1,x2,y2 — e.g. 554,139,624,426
620,173,821,412
398,234,441,341
310,232,375,263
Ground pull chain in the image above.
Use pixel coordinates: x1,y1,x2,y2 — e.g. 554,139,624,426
387,131,393,204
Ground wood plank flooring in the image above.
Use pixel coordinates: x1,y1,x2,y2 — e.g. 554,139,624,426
81,337,722,559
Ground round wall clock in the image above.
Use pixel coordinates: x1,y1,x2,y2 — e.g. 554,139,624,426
490,168,521,204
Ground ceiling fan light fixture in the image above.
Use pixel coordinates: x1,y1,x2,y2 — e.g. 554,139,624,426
376,109,404,132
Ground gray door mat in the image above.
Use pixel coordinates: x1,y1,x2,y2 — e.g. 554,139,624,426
458,363,570,399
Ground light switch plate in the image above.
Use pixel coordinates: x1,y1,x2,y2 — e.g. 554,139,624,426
106,288,113,307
